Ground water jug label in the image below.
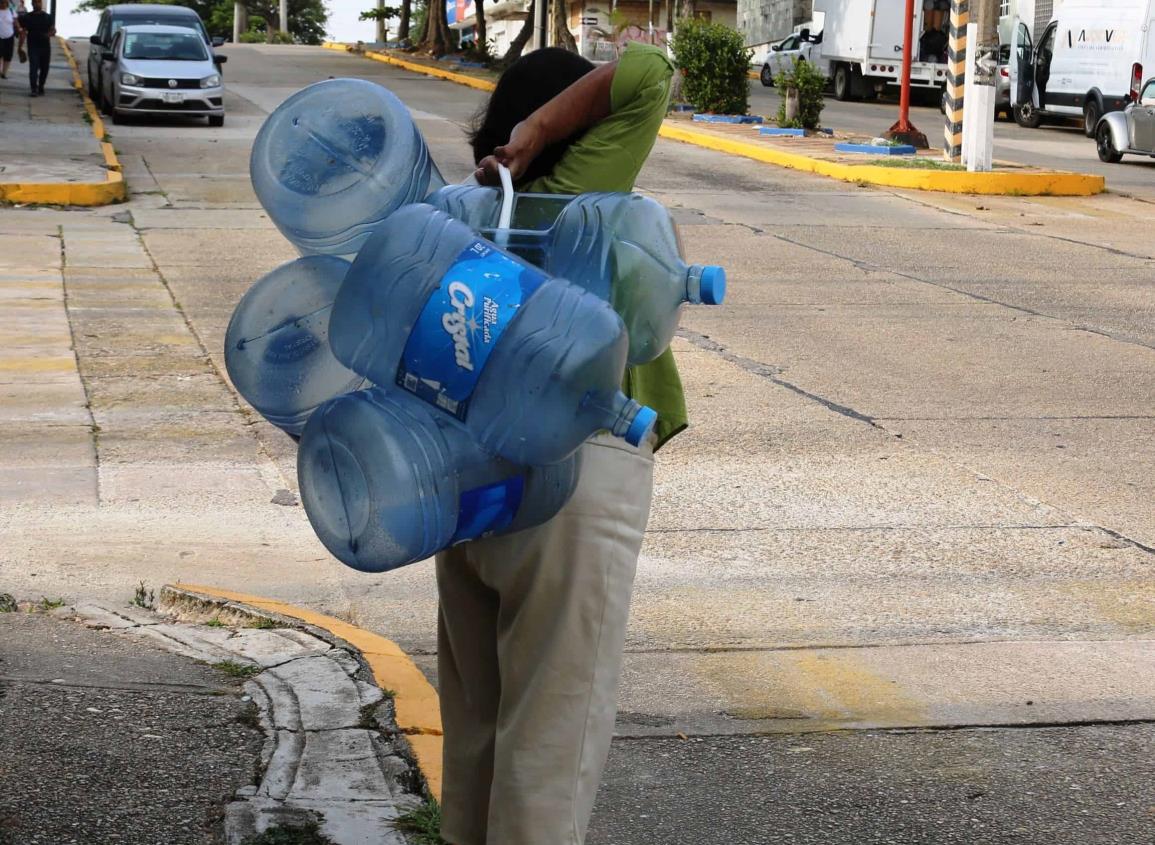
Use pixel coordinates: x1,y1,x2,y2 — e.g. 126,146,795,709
397,239,547,419
451,476,525,544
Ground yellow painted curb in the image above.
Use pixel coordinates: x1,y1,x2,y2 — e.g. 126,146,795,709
0,39,126,206
322,40,497,92
172,582,444,802
658,123,1105,196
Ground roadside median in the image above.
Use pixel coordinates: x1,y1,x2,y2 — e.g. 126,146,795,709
320,40,1104,197
0,38,125,206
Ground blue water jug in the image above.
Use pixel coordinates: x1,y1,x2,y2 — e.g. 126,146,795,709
425,185,725,364
224,256,365,435
329,204,656,466
249,78,445,257
298,387,581,572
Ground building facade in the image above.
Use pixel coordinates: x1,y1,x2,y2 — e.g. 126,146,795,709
736,0,809,47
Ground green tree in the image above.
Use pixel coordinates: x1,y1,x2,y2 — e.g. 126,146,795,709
670,19,750,114
74,0,329,45
360,3,402,40
419,0,451,54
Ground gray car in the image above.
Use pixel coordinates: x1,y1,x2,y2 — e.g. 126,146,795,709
87,4,223,103
98,24,226,126
1095,77,1155,163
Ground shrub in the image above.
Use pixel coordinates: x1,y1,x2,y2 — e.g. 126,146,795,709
774,58,827,129
671,19,751,115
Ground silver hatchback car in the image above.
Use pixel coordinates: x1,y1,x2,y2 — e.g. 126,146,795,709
98,24,226,126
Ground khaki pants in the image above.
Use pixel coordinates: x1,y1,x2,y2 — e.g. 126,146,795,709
435,433,655,845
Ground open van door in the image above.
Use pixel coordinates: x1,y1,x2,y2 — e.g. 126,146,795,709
1010,19,1041,127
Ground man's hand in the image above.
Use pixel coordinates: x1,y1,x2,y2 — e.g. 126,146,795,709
474,119,546,186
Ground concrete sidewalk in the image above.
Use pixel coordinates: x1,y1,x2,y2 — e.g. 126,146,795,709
0,40,123,204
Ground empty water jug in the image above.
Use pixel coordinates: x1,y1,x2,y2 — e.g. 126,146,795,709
425,185,725,363
225,256,365,435
250,78,445,257
329,203,656,465
298,387,581,572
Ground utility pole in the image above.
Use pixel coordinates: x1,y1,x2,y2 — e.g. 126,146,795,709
376,0,386,42
233,1,245,43
965,0,998,171
279,0,289,37
532,0,546,49
884,0,929,148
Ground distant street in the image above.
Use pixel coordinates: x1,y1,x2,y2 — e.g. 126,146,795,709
748,81,1155,199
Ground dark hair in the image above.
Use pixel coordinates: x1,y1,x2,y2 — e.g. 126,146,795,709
469,48,595,186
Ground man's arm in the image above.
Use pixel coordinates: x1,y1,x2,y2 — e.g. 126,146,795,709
474,60,618,185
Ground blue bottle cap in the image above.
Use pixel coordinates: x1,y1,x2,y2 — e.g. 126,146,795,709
699,266,727,305
625,405,658,447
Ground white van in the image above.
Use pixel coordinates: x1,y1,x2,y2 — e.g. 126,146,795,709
1010,0,1155,135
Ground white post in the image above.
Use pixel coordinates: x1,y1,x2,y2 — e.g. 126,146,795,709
967,0,998,172
961,22,977,165
279,0,288,35
233,1,244,43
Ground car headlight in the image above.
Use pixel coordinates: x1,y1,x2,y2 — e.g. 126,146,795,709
121,72,141,86
200,73,221,88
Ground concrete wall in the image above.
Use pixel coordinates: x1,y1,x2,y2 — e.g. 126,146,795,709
737,0,809,47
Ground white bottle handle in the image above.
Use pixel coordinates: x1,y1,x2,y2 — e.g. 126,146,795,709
494,163,514,249
497,163,514,231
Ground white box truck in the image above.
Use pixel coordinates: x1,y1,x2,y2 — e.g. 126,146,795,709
812,0,951,101
1010,0,1155,135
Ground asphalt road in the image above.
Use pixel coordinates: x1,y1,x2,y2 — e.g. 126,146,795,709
747,81,1155,199
24,41,1155,843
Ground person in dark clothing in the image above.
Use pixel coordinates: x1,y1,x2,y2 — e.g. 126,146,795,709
17,0,53,96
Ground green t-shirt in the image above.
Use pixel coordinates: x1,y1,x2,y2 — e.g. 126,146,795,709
523,43,688,449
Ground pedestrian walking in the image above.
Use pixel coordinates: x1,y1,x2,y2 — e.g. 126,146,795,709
0,0,17,79
16,0,52,96
435,42,683,845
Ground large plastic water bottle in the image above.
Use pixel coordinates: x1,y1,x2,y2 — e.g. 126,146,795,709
329,204,656,466
225,256,366,435
424,186,726,363
298,387,581,572
249,78,445,257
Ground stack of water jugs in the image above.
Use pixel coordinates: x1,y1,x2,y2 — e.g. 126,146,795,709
225,78,726,573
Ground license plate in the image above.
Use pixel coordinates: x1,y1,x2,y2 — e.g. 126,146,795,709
163,92,184,103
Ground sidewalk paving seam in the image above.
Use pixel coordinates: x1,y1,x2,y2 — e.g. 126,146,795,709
321,40,1104,197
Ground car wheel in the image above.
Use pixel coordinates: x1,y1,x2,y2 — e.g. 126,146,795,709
99,89,111,116
208,114,225,127
833,64,853,101
760,65,774,87
1082,99,1101,138
1096,122,1123,163
1013,102,1042,128
87,74,97,100
111,107,125,125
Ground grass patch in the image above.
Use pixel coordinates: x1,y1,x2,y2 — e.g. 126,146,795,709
132,581,155,610
0,594,17,613
37,597,66,611
862,157,967,171
205,617,226,628
394,799,446,844
247,615,278,629
241,820,334,845
212,660,261,679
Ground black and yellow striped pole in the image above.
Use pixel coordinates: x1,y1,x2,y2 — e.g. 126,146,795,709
943,0,969,161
